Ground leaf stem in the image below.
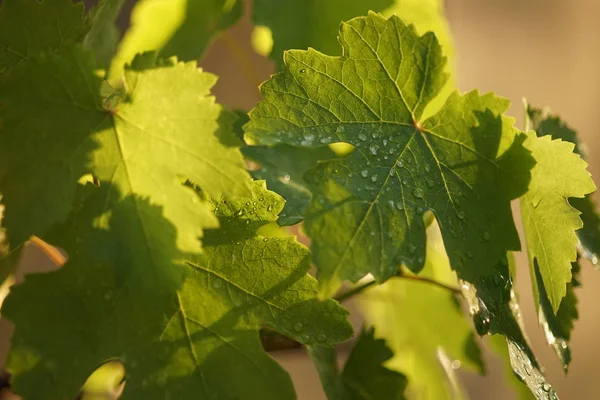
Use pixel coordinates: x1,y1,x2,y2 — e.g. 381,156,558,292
334,273,460,303
306,346,346,400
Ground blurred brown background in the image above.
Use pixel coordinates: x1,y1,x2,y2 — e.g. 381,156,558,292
3,0,600,399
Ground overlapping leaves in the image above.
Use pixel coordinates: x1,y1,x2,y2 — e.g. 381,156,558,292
246,12,532,296
3,181,353,399
245,12,563,398
0,47,250,251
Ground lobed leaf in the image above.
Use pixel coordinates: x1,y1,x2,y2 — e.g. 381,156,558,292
0,47,250,251
527,104,600,265
520,132,594,312
246,12,533,297
3,180,353,399
342,327,408,400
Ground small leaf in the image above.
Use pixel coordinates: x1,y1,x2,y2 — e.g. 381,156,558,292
527,104,600,265
342,327,408,400
109,0,242,79
0,0,87,73
520,132,594,312
3,180,353,399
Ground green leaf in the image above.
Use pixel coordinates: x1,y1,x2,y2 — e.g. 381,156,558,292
342,327,407,400
0,0,87,73
488,334,534,400
252,0,393,68
109,0,242,80
246,12,533,297
534,260,580,371
461,254,558,400
527,104,600,265
3,180,353,399
232,110,339,226
0,47,250,250
83,0,127,68
362,220,482,399
520,132,594,312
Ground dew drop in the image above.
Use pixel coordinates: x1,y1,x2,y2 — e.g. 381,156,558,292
369,145,379,155
416,207,423,215
371,175,378,183
283,174,291,181
389,169,395,176
246,220,251,225
358,133,367,141
388,200,395,209
457,210,465,220
424,164,431,172
408,244,417,254
338,126,346,133
483,231,490,241
267,205,273,211
417,255,424,263
213,279,223,289
451,360,461,370
300,335,310,343
397,160,404,167
402,180,408,185
294,322,303,332
245,202,250,206
263,238,268,242
396,202,404,211
467,251,474,259
317,334,327,343
382,139,388,147
542,383,551,393
300,68,306,73
426,180,435,188
413,188,424,198
361,169,369,178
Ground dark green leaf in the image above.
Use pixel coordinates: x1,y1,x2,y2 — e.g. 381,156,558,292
246,12,533,298
342,327,408,400
0,0,87,73
3,180,353,399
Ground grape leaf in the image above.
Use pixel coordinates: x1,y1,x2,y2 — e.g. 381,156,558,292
83,0,126,68
519,132,594,312
0,47,250,251
341,327,408,400
245,12,533,297
0,0,87,73
230,110,339,226
252,0,393,68
527,104,600,265
362,220,482,399
534,260,580,371
2,180,353,399
488,334,534,400
252,0,454,118
109,0,242,80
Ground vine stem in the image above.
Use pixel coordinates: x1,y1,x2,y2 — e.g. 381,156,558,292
334,273,460,303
